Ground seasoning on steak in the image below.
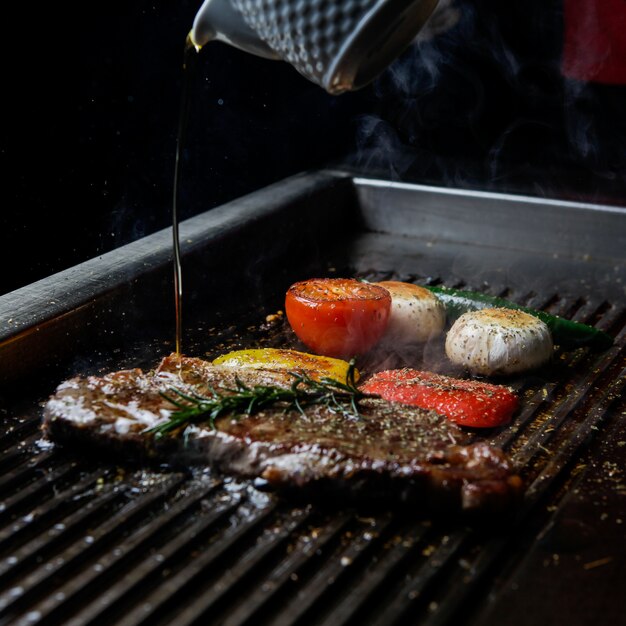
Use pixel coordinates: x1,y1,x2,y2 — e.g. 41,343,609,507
42,354,523,512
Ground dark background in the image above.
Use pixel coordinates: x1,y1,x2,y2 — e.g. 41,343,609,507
2,1,625,296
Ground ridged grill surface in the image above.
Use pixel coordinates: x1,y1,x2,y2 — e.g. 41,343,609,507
1,274,624,626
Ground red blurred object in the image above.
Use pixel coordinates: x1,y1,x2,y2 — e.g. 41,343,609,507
562,0,626,84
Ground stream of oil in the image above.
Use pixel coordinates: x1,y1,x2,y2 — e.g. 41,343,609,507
172,37,199,355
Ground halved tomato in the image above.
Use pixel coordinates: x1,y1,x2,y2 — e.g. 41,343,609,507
285,278,391,358
361,369,519,428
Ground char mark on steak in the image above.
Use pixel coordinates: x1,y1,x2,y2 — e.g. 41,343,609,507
42,354,523,512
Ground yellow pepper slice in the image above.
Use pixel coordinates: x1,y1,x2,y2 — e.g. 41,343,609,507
212,348,359,384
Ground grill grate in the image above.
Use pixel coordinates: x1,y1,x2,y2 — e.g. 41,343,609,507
1,273,625,626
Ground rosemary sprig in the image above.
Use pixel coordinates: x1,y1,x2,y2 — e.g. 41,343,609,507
147,359,366,439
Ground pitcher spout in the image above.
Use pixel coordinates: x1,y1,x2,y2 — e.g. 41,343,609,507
190,0,279,58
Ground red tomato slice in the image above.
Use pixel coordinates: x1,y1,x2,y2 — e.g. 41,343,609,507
360,369,519,428
285,278,391,358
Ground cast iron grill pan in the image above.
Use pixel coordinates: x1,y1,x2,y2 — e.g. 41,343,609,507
0,173,624,625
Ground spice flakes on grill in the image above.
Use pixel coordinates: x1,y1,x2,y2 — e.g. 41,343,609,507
42,354,522,512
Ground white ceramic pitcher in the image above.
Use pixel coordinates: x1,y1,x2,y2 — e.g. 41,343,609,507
190,0,440,94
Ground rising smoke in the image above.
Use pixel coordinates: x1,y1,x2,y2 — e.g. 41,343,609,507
352,0,626,199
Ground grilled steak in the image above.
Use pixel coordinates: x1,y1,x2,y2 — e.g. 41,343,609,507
43,355,522,511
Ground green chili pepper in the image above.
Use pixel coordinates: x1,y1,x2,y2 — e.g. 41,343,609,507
425,286,614,351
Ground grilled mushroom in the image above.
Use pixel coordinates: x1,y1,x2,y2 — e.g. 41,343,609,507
445,308,553,375
377,281,446,345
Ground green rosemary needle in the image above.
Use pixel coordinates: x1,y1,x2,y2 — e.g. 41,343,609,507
147,358,367,439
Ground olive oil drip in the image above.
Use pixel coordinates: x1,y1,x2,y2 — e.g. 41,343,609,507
172,35,198,355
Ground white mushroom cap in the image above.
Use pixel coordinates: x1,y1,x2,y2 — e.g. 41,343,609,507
445,308,553,375
378,281,446,345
